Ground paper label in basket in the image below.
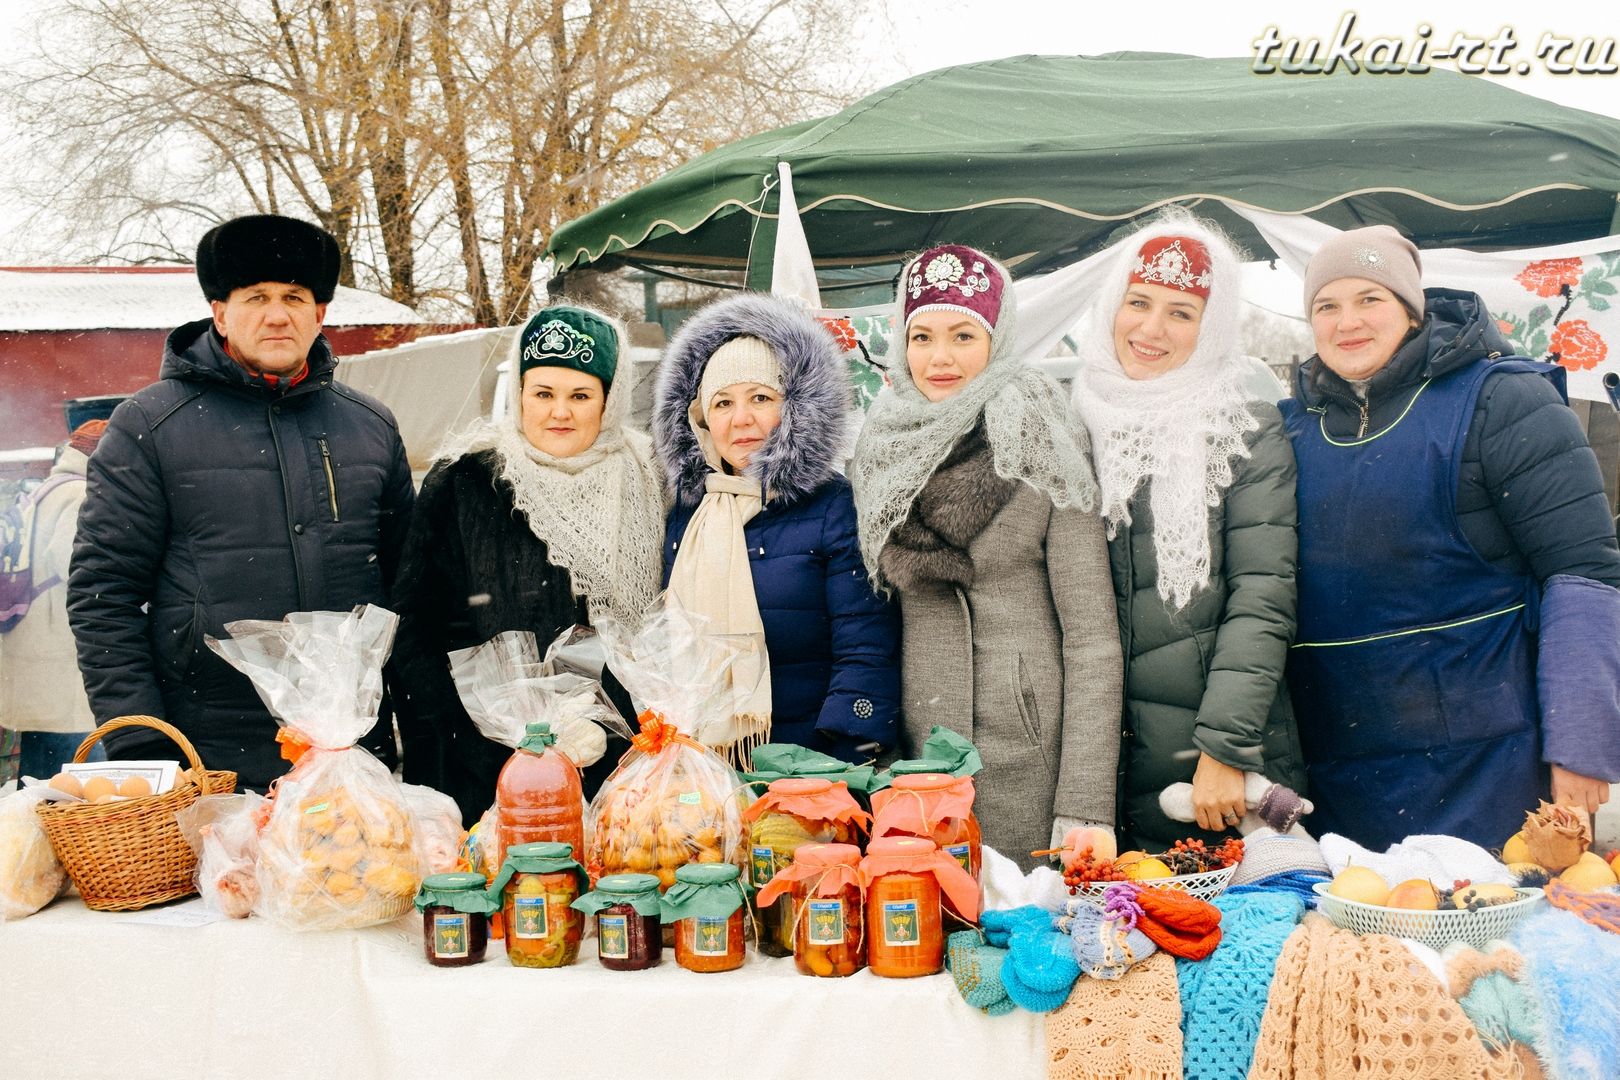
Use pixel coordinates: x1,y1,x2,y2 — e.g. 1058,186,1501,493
433,913,471,959
513,896,549,939
61,760,179,795
693,915,729,956
807,900,845,945
678,791,702,806
598,914,629,959
751,846,776,886
882,899,920,947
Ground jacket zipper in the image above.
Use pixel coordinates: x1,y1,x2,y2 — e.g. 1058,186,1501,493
317,436,340,522
1357,400,1369,439
267,405,310,608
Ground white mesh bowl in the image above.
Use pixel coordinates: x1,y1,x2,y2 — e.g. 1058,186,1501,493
1312,882,1544,950
1069,864,1237,905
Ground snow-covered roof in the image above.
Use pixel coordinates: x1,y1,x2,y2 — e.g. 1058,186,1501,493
0,267,424,331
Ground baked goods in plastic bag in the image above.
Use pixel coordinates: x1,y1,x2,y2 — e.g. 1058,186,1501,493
448,627,628,769
0,787,68,920
401,782,465,875
175,792,264,919
207,605,423,929
585,603,755,889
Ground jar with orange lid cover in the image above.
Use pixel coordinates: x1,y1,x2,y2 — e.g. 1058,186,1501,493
759,843,865,977
859,836,981,978
871,764,981,879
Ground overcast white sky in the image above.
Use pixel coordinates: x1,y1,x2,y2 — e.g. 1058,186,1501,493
1,0,1615,313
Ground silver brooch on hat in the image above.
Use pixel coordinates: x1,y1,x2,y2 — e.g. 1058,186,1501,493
1352,247,1385,271
524,319,596,365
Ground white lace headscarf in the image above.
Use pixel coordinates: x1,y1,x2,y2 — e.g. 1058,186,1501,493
850,246,1099,590
435,303,666,628
1069,214,1260,610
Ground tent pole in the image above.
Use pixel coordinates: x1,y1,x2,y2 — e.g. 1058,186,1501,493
744,171,779,292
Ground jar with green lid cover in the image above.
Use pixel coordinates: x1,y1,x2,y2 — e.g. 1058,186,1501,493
415,872,499,967
491,841,588,968
573,872,664,971
660,863,748,973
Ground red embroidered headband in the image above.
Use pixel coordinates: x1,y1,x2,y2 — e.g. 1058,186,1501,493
1128,236,1213,299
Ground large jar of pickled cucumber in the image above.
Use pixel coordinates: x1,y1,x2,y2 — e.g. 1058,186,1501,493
490,841,588,969
741,778,869,956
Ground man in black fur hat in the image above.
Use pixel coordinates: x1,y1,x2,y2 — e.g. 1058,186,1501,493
67,214,414,790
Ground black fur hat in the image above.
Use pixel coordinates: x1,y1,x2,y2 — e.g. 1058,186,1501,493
195,214,341,303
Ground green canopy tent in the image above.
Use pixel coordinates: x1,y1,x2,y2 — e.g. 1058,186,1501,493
546,52,1620,300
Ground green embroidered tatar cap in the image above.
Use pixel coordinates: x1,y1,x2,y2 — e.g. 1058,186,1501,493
518,305,619,388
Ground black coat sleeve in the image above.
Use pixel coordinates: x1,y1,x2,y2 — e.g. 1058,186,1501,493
1462,371,1620,587
67,397,170,722
389,461,472,790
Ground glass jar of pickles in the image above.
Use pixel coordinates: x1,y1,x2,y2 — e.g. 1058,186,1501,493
742,778,870,957
757,842,865,977
572,873,664,971
871,762,982,879
858,836,981,978
414,872,499,967
660,862,748,973
490,841,588,969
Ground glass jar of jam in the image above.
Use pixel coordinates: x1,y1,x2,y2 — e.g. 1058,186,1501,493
414,872,497,968
490,841,587,969
859,836,981,978
661,862,748,973
872,763,982,880
572,873,664,971
757,842,865,978
743,779,870,957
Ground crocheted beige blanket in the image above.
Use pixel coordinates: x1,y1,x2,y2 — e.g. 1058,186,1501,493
1046,951,1183,1080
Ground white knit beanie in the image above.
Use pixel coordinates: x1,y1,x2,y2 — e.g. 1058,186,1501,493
696,336,783,422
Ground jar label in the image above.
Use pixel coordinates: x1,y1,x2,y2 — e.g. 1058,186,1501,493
598,913,630,959
806,899,845,945
751,845,776,886
881,899,920,947
945,843,971,873
693,915,730,956
432,913,470,959
513,896,549,939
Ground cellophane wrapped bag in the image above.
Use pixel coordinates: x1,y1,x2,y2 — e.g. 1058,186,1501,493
174,792,264,919
0,787,68,921
448,628,628,771
585,603,755,890
207,605,422,930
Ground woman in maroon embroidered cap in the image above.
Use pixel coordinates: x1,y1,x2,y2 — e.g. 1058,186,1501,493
1071,215,1305,852
850,243,1123,871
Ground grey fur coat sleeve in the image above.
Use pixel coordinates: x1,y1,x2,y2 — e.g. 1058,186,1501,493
1047,500,1125,824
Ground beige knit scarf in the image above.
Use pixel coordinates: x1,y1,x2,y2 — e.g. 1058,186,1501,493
665,418,772,763
1046,951,1183,1080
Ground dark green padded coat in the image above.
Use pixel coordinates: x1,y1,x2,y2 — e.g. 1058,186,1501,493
1107,401,1307,850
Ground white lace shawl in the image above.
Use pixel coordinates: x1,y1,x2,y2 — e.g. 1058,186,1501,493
434,314,667,628
1069,216,1260,610
850,253,1099,590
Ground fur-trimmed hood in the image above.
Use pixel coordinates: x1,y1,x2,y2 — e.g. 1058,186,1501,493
654,293,851,508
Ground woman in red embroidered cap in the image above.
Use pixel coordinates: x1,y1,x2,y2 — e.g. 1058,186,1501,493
850,243,1123,871
1071,215,1306,851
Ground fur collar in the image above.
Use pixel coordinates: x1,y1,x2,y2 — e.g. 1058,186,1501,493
654,293,851,509
877,426,1013,590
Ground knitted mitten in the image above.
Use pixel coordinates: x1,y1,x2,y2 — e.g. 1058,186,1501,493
1062,899,1157,980
947,929,1016,1017
1007,917,1083,993
1136,887,1223,960
982,904,1059,947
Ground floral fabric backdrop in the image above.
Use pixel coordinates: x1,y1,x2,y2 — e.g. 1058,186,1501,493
814,307,896,413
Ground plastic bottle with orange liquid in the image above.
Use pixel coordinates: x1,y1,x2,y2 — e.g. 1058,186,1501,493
494,721,584,872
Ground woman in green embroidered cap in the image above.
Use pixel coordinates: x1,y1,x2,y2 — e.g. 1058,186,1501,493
392,304,666,824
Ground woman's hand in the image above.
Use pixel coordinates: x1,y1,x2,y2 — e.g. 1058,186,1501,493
1551,763,1612,816
1191,753,1248,833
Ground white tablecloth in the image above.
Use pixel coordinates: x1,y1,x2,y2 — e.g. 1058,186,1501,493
4,899,1045,1080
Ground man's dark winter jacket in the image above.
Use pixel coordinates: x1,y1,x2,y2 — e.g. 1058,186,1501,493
68,318,414,790
654,294,901,760
390,450,632,825
1294,289,1620,588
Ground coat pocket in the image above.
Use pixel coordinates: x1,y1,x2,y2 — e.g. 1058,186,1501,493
1013,656,1055,780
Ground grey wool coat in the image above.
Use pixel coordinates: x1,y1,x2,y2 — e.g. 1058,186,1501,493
893,474,1124,872
1110,402,1307,851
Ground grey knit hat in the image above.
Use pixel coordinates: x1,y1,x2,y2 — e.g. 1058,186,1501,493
1302,225,1425,318
1229,828,1331,886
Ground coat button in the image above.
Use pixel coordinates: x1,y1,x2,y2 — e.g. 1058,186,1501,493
293,523,305,535
853,698,874,720
273,405,282,414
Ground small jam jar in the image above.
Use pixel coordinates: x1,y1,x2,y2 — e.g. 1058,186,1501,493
414,872,497,968
661,863,748,973
572,873,664,971
490,841,588,969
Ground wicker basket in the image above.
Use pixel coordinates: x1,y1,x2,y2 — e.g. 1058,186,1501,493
1312,882,1544,950
1070,863,1237,905
35,716,237,911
